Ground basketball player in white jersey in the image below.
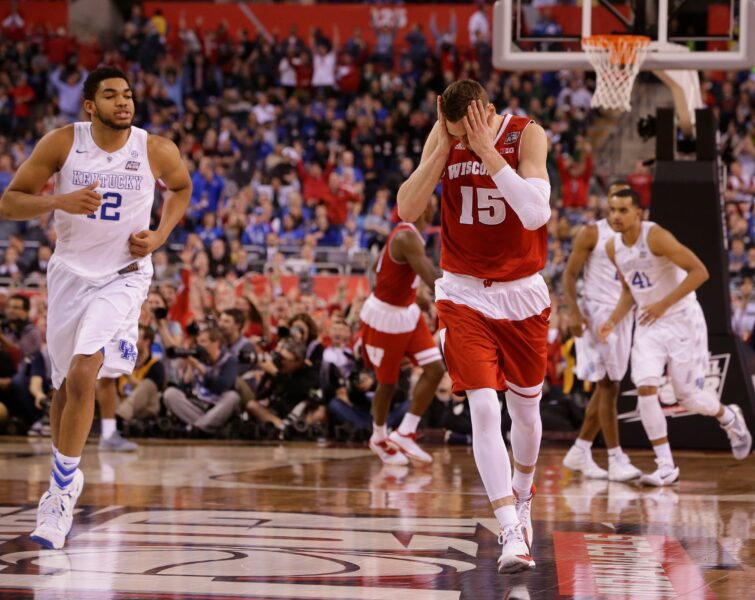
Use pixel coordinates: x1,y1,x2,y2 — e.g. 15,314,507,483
562,182,642,482
599,189,751,485
0,67,191,548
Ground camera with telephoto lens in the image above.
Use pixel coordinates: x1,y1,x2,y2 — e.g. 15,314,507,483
238,345,258,365
166,345,211,364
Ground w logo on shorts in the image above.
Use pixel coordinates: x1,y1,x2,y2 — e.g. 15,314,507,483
119,340,138,364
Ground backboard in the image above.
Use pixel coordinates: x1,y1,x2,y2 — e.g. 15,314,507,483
493,0,755,71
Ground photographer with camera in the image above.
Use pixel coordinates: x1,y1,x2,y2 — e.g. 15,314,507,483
115,325,166,420
245,337,323,436
163,327,241,435
218,308,256,376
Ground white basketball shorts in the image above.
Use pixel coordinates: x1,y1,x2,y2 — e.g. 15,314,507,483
630,300,709,395
574,298,633,382
46,255,151,389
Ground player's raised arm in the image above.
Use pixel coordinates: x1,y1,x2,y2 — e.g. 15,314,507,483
638,225,710,325
0,127,101,221
129,135,192,258
599,238,636,342
397,96,451,222
563,224,597,338
464,99,551,230
392,229,439,289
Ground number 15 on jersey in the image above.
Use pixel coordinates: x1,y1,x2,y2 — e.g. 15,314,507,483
459,186,506,226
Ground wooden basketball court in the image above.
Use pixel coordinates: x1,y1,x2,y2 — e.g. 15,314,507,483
0,439,752,599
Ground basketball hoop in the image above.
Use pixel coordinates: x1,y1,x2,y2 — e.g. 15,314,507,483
582,35,651,112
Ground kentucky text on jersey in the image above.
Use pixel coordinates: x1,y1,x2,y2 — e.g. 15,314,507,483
446,160,493,180
72,169,143,190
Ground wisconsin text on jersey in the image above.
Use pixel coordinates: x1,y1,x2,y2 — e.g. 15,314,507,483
72,169,144,190
446,160,498,180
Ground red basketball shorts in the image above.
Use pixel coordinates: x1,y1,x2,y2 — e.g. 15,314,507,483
435,272,551,394
358,294,442,385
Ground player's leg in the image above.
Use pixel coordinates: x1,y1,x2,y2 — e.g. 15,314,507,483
30,351,100,549
629,320,679,486
387,318,444,463
31,261,91,549
670,304,752,459
563,384,609,479
437,300,533,573
567,314,610,478
599,378,641,481
96,378,138,452
361,324,409,465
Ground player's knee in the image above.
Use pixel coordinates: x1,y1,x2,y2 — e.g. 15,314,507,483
598,379,620,399
65,355,101,399
638,385,657,396
467,389,501,433
423,360,445,383
677,390,720,417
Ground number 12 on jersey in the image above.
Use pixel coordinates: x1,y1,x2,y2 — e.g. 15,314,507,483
87,192,122,222
459,186,506,225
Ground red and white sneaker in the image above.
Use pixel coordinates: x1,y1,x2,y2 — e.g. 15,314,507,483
497,522,535,574
387,431,433,464
369,437,409,466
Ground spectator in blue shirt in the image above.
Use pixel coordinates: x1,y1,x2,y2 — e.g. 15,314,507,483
197,212,225,247
190,158,225,222
243,208,273,247
310,211,343,247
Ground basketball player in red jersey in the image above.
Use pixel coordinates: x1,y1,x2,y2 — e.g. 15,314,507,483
359,203,445,465
397,80,551,573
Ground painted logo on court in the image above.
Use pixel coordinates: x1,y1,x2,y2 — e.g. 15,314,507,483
0,509,492,599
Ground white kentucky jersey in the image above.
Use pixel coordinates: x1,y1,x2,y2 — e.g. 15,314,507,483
582,219,622,305
53,122,155,280
613,221,696,316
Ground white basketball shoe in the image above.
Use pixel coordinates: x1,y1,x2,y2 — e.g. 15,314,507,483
562,445,608,479
497,522,535,574
30,469,85,549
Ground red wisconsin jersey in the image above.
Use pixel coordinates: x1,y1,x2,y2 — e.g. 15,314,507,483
373,223,423,307
440,113,548,281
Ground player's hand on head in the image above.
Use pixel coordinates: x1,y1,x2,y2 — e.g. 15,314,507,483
57,181,101,216
435,95,452,155
129,230,166,258
463,99,495,157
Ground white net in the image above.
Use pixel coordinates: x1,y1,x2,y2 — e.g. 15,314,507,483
583,35,651,112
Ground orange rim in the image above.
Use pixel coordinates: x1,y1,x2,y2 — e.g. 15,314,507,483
583,34,651,66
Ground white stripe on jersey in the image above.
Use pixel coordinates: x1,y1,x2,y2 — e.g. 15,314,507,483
53,122,155,280
613,221,695,315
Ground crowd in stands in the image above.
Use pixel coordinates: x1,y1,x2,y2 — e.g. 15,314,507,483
0,3,753,442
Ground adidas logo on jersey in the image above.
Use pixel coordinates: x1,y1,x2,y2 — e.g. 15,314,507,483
454,143,465,150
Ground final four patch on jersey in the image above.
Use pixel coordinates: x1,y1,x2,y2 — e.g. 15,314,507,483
504,131,520,144
125,161,140,171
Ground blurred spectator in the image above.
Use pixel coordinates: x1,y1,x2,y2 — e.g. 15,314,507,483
49,65,87,122
732,276,755,342
468,1,490,45
164,327,241,435
556,141,593,208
